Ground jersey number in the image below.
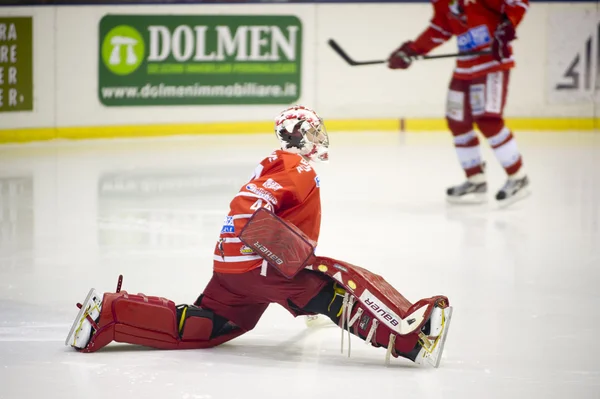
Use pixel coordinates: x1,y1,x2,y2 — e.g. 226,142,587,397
296,159,312,174
250,199,273,212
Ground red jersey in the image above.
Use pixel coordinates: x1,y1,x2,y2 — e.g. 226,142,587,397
213,150,321,274
412,0,528,79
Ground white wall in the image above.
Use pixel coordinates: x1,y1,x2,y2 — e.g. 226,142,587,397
1,2,598,131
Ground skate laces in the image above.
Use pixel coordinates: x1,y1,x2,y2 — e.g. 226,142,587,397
338,292,396,366
418,307,446,356
339,294,363,357
72,299,101,346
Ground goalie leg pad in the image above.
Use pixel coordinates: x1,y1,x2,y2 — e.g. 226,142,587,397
306,257,452,366
302,281,422,354
80,290,244,353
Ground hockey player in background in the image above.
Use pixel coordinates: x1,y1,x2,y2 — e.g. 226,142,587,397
388,0,530,204
66,105,453,367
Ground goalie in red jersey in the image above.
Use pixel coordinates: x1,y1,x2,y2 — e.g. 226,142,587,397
65,105,453,367
388,0,530,205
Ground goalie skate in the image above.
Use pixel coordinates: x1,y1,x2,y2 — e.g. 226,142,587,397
65,288,102,349
414,306,453,368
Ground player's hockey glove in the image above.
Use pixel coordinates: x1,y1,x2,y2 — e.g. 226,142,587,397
387,41,420,70
492,20,516,62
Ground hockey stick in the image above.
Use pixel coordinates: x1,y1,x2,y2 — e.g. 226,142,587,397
327,39,491,66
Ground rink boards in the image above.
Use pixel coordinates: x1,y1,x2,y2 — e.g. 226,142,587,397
0,2,599,143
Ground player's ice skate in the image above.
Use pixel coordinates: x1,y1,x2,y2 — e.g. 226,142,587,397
496,174,530,207
65,289,102,349
414,305,453,368
446,174,487,204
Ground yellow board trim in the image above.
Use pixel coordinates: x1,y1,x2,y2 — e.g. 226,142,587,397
1,118,597,144
405,118,600,131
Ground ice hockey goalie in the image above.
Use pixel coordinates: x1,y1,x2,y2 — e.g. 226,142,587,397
66,105,453,367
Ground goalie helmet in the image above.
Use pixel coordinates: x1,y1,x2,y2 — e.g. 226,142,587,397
275,105,329,162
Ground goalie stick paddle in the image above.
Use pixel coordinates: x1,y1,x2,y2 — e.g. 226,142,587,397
327,39,491,66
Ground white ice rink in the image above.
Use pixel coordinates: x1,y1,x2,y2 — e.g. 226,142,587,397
0,131,599,399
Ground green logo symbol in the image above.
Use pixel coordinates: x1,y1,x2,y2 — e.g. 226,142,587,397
102,25,145,75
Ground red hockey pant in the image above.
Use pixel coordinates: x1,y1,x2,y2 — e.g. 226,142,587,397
445,70,522,177
198,268,330,332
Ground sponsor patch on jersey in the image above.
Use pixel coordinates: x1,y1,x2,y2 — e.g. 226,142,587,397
485,71,503,114
470,84,485,115
457,25,491,53
246,183,278,205
446,90,465,122
314,175,320,188
220,216,235,234
263,178,282,191
240,245,255,255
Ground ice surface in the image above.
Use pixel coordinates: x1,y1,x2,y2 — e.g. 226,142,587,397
0,131,599,399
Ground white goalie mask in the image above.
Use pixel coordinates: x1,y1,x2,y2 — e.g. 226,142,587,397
274,105,329,162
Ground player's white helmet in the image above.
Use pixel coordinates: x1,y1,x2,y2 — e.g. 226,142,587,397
275,105,329,162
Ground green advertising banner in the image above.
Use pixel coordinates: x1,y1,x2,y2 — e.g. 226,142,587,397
0,17,33,113
98,15,302,106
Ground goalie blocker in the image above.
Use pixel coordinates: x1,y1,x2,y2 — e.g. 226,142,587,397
66,209,452,367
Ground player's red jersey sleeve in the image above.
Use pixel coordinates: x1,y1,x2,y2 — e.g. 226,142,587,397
277,156,321,244
213,150,321,274
485,0,528,27
410,0,527,79
412,0,453,54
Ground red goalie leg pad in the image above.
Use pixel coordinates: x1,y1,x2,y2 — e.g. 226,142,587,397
311,256,449,352
81,291,244,353
342,295,448,355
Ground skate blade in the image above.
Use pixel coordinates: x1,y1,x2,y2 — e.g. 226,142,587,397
497,188,531,209
432,306,453,368
65,288,97,347
446,193,487,205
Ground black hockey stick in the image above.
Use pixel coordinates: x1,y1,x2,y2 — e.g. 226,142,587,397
327,39,491,66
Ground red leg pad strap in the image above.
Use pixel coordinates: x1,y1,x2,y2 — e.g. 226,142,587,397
181,317,213,341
